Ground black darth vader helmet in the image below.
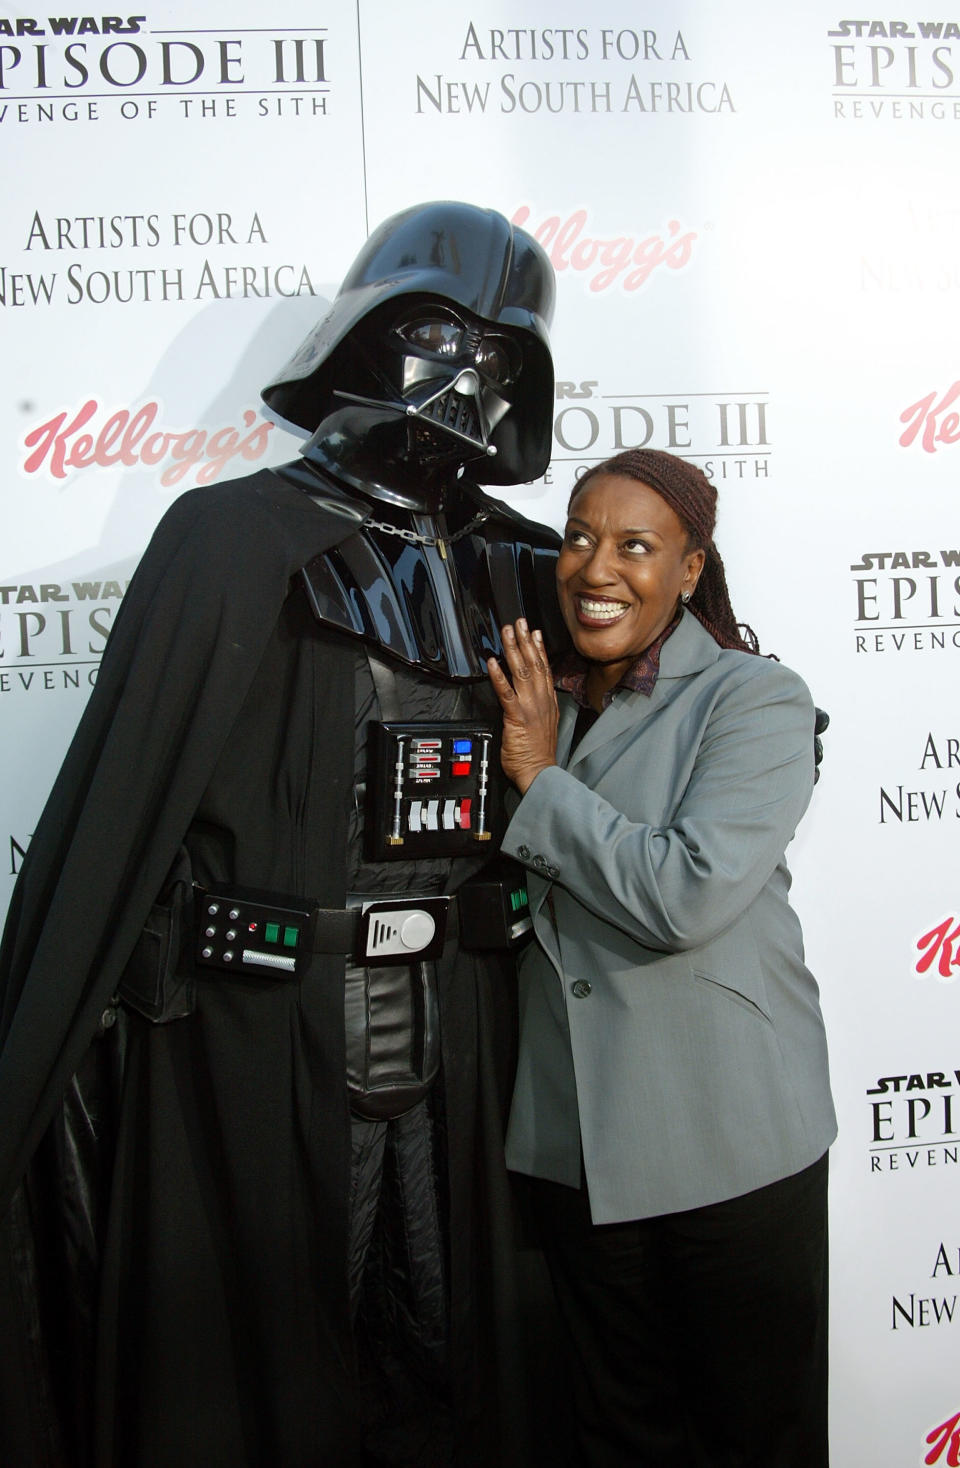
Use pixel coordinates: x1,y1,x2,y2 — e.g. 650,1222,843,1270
261,201,555,486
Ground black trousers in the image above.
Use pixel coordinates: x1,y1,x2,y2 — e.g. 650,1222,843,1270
350,1102,453,1468
530,1154,829,1468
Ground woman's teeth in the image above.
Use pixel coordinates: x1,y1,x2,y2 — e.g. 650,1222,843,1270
578,598,628,621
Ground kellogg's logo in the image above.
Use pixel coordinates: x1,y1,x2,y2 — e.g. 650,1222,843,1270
926,1412,960,1465
511,205,696,293
901,383,960,452
21,399,274,488
917,916,960,980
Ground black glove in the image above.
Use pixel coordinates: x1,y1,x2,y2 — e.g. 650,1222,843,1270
813,707,829,784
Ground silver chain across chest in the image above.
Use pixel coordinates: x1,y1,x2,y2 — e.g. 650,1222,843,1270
363,509,491,549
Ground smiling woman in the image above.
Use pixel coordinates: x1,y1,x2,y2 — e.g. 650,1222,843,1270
557,473,705,707
487,447,835,1468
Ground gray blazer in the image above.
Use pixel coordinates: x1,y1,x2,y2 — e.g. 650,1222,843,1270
501,610,836,1224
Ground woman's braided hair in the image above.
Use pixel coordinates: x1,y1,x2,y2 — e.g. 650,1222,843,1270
570,449,762,656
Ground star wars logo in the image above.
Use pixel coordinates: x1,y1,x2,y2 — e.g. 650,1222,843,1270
851,547,960,654
867,1069,960,1173
0,578,124,695
0,13,331,124
829,17,960,120
548,380,770,483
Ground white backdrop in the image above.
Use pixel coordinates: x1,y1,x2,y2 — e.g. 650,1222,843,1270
3,3,960,1462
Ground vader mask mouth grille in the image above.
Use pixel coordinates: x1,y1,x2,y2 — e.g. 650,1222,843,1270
401,362,512,460
418,388,481,443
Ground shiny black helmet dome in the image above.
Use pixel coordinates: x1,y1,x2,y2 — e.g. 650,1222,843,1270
261,201,555,485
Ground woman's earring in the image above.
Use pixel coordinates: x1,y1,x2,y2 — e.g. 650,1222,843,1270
681,590,692,604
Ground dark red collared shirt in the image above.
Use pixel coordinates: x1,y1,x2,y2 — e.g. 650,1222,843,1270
555,609,682,712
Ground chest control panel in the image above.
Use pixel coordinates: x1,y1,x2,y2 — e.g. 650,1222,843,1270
365,720,500,860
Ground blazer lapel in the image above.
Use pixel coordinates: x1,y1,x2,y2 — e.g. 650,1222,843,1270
527,614,722,962
563,610,721,774
555,695,579,768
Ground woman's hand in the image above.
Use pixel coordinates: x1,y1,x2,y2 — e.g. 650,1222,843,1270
486,619,559,794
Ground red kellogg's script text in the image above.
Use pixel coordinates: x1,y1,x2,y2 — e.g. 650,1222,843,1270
511,205,695,292
22,400,274,487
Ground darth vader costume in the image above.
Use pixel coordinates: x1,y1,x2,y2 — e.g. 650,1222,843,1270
0,202,565,1468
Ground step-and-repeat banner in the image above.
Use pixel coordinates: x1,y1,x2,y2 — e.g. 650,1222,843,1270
2,2,958,1462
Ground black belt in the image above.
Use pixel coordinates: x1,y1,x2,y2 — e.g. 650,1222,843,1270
322,893,456,964
194,867,532,981
119,869,530,1026
195,889,453,978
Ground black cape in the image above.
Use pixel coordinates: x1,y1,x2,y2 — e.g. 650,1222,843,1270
0,470,560,1468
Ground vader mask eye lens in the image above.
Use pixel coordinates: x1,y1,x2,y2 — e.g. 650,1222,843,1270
400,319,463,356
475,335,521,385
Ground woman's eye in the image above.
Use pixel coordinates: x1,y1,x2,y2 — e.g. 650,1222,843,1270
623,539,650,555
564,529,590,548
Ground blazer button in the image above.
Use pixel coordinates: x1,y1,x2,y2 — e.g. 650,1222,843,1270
571,980,592,998
518,844,531,860
544,863,559,880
